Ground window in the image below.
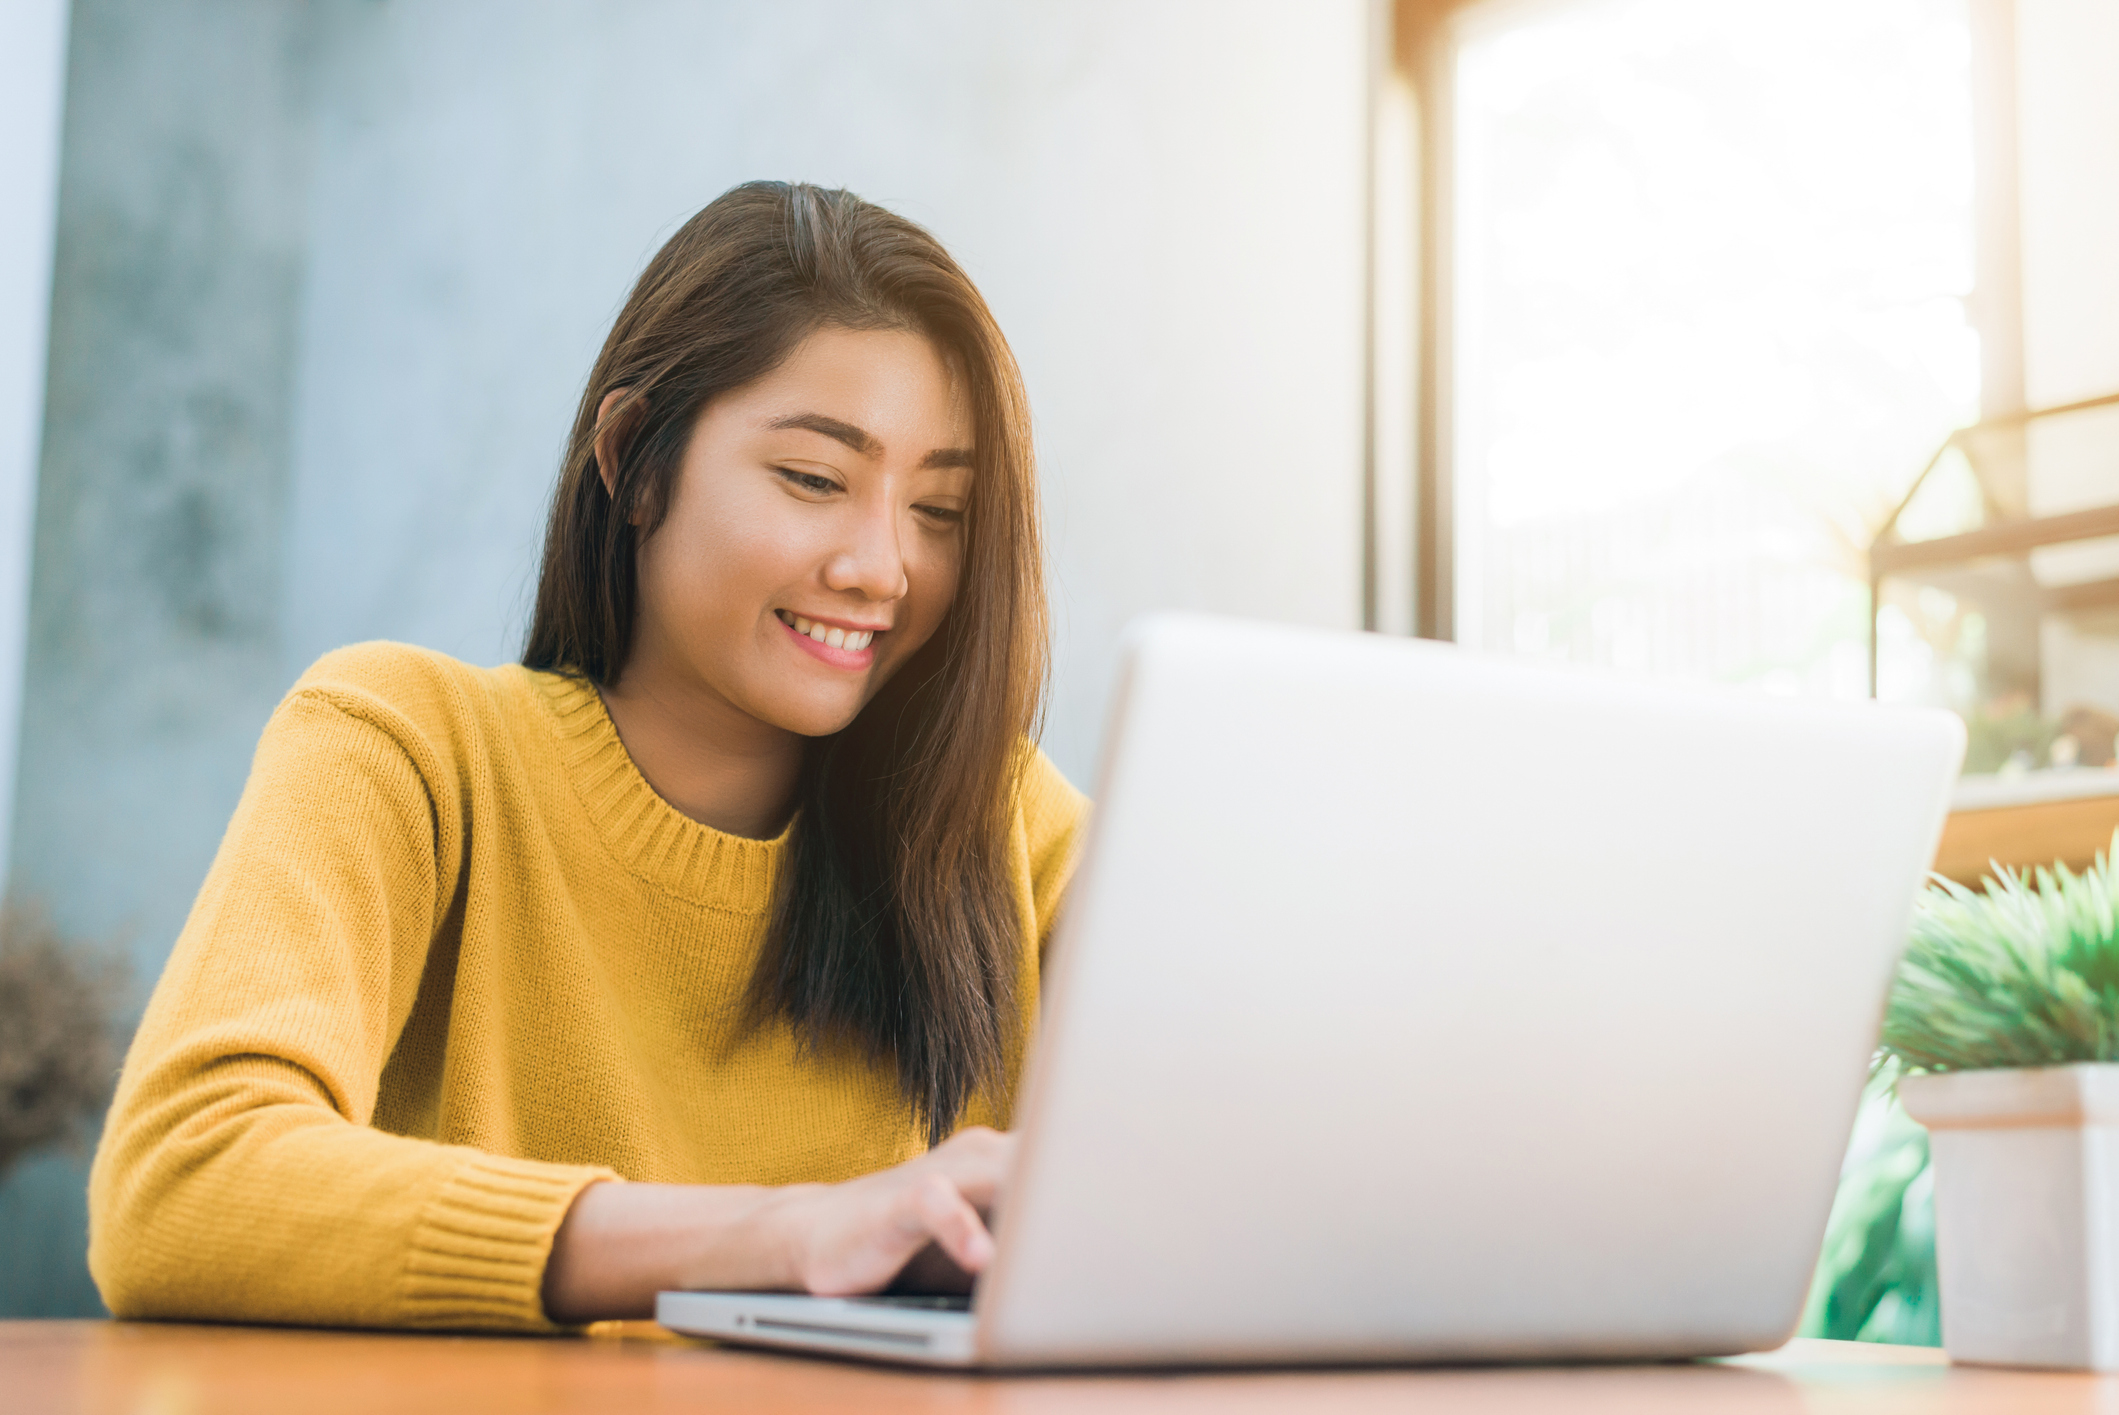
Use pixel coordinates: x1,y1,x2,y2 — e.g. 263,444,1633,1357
1438,0,1976,701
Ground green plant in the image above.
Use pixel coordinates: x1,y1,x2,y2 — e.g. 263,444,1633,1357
1879,835,2119,1073
1801,843,2119,1347
1799,1079,1938,1346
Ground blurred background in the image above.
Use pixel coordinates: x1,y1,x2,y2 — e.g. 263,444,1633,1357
0,0,2112,1330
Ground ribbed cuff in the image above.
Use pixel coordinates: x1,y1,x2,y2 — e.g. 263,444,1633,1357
399,1152,617,1330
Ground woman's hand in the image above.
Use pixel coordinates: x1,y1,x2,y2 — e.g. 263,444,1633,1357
768,1125,1014,1296
541,1126,1016,1323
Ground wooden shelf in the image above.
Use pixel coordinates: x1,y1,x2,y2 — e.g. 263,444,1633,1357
1865,388,2119,696
1934,791,2119,885
1873,502,2119,575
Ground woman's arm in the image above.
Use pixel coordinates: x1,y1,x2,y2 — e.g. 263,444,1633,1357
542,1127,1013,1321
90,673,614,1331
544,749,1083,1324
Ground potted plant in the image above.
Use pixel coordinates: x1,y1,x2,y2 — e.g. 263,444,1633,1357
1883,840,2119,1370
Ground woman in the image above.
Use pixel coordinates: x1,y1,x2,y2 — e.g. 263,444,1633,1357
87,182,1088,1329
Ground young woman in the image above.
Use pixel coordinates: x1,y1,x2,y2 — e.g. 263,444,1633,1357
87,183,1088,1329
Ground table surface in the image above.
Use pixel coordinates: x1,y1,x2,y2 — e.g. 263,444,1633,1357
8,1321,2118,1414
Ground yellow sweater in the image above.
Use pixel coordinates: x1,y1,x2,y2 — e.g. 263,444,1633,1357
87,643,1087,1331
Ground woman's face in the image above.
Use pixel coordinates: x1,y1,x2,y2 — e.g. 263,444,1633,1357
625,324,972,739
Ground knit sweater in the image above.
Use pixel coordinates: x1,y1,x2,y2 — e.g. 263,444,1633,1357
86,642,1088,1331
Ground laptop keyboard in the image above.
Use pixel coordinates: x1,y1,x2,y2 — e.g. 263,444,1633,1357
847,1294,973,1313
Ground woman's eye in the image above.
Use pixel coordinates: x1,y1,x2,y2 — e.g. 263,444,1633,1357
777,468,839,496
916,504,964,526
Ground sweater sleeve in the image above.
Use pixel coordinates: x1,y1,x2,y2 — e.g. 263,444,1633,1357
87,680,615,1331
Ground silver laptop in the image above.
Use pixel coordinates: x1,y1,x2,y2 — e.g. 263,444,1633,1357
658,613,1963,1368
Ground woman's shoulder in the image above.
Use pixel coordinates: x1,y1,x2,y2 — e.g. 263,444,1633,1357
277,642,537,760
289,639,511,710
1011,744,1089,944
292,639,491,695
1015,742,1090,864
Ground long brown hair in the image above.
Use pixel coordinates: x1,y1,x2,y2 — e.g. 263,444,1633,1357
524,183,1047,1145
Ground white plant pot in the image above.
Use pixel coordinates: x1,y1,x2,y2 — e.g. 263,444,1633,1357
1898,1063,2119,1371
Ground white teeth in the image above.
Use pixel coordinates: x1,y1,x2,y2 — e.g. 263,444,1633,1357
783,613,874,653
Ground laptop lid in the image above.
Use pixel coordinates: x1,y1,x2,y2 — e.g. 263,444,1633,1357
972,614,1962,1366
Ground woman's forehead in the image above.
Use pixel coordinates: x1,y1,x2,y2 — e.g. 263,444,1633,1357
727,328,973,457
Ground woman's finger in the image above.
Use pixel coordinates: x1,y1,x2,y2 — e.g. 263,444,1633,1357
909,1173,996,1273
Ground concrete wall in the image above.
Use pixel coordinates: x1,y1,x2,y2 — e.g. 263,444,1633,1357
283,0,1368,783
1,0,1368,1314
0,0,315,1316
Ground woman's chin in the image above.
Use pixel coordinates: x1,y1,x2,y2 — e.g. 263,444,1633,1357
757,690,868,740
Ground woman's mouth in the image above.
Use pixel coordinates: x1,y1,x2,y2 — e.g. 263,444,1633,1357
775,610,881,669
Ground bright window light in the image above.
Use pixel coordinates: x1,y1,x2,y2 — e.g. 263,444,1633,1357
1452,0,1976,700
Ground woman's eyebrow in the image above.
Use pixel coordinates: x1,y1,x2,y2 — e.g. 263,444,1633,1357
768,412,880,456
768,412,972,470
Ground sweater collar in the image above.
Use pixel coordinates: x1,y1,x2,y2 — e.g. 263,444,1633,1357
520,667,787,913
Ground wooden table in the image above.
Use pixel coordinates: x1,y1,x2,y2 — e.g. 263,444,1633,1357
8,1322,2116,1414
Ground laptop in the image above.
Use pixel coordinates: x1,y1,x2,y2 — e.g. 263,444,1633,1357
657,613,1963,1368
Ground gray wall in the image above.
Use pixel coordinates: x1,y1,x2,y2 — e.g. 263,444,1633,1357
1,0,315,1314
1,0,1368,1314
282,0,1368,781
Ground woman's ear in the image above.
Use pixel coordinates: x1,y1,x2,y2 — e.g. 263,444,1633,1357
592,388,641,500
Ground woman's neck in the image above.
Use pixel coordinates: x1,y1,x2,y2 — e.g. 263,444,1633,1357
597,663,804,841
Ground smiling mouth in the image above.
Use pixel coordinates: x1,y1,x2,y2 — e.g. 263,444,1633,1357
775,609,881,652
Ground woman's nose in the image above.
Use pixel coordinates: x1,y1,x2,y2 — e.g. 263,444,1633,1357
822,498,910,601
